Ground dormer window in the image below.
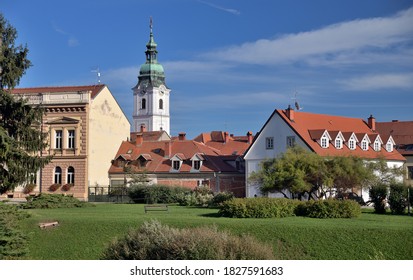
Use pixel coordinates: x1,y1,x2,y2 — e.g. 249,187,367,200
374,141,381,151
172,160,181,170
335,138,343,149
190,153,204,172
321,137,329,148
386,142,393,152
348,139,356,150
361,140,369,151
170,154,184,172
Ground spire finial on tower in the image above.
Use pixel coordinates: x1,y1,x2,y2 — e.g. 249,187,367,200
149,16,153,33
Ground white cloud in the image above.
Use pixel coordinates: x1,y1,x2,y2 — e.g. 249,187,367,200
338,73,413,91
197,0,241,15
204,7,413,65
52,21,80,47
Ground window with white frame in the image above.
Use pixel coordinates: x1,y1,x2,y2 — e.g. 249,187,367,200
361,140,368,151
266,137,274,149
55,130,62,149
335,138,342,149
321,137,329,148
386,142,393,152
374,141,381,151
172,160,181,170
349,139,356,150
193,160,201,170
68,130,75,149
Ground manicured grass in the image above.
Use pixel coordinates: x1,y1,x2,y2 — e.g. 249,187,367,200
19,204,413,260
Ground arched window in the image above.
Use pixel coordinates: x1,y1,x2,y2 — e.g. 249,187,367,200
67,166,75,184
159,99,163,110
54,166,62,184
141,98,146,109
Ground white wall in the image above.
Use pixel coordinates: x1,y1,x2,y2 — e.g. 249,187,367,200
88,86,130,186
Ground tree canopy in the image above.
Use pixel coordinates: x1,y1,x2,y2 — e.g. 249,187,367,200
0,13,51,194
249,146,402,200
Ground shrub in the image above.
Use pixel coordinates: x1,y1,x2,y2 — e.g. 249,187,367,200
209,191,235,207
388,183,407,215
128,184,191,204
296,199,361,218
0,204,30,259
369,184,388,214
219,197,300,218
22,193,94,209
101,220,274,260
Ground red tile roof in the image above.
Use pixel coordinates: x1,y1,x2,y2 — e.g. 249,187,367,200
376,121,413,155
109,137,244,175
193,131,252,156
275,109,405,161
11,85,105,99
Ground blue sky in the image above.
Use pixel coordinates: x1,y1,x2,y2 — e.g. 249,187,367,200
3,0,413,138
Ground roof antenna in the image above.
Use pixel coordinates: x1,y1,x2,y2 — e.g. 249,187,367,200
292,91,303,111
91,67,101,84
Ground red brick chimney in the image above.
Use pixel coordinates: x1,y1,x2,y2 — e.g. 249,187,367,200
224,131,230,143
164,141,172,158
247,131,253,144
178,132,186,141
368,114,376,131
135,133,143,145
286,105,294,121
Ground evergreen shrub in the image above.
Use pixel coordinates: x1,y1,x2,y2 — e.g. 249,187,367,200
388,183,407,215
128,185,191,204
101,220,274,260
296,199,361,218
369,184,388,214
0,204,30,259
22,193,93,209
219,197,300,218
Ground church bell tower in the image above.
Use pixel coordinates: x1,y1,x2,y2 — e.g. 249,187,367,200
132,18,171,134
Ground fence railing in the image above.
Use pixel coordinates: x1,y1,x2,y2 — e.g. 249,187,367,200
88,186,132,203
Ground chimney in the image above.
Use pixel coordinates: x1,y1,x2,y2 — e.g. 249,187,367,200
368,114,376,131
135,133,143,145
164,141,172,158
178,132,186,141
286,105,294,121
247,131,253,144
140,125,147,132
224,131,230,143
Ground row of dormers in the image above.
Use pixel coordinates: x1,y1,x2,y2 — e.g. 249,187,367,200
113,152,207,173
308,129,395,152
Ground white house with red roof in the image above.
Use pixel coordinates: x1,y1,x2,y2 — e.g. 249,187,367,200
244,106,406,199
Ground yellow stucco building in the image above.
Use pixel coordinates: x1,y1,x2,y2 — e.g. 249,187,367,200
6,85,130,200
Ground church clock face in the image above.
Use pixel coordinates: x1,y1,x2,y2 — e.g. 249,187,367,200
159,85,166,95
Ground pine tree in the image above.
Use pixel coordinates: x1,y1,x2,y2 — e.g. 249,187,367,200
0,13,51,194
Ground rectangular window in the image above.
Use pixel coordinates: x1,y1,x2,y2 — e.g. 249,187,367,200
362,141,368,151
374,141,381,151
321,137,328,148
55,130,62,149
349,140,355,150
286,136,296,148
266,137,274,149
335,139,342,149
173,160,181,170
68,130,75,149
193,160,201,170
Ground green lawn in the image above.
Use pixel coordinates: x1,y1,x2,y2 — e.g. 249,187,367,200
19,204,413,260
